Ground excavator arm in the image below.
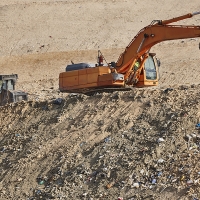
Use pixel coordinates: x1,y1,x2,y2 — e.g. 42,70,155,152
115,12,200,80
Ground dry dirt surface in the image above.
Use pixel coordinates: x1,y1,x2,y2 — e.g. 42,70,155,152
0,0,200,199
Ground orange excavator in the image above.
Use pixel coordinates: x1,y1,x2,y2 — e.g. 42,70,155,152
59,12,200,93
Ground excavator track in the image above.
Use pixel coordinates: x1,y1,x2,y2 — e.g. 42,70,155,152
65,86,134,96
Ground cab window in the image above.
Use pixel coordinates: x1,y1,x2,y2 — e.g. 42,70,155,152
144,56,157,80
7,80,14,90
0,80,2,93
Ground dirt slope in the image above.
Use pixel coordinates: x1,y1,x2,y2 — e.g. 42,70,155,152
0,0,200,199
0,87,200,199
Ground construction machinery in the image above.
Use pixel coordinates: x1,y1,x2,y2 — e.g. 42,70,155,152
59,12,200,93
0,74,28,106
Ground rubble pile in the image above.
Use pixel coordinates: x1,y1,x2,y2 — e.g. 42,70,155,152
0,85,199,200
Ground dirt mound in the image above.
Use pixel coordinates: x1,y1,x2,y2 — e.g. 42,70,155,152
0,86,199,199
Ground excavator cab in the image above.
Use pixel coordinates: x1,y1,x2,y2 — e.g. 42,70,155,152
144,55,158,80
131,53,159,87
0,74,28,106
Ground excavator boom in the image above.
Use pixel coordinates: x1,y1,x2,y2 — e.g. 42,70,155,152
116,12,200,76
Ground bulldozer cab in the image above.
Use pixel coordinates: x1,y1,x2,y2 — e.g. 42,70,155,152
0,74,28,106
0,79,15,92
0,74,17,92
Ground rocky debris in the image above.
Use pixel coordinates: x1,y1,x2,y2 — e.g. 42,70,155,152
0,85,199,199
